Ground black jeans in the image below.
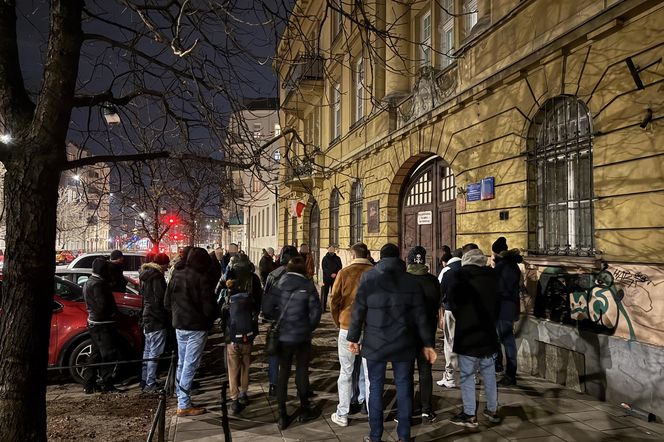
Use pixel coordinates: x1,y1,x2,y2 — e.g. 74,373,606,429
84,323,120,389
320,285,330,312
277,341,311,413
411,351,433,413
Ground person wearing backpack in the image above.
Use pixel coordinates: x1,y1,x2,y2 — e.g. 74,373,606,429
221,252,262,414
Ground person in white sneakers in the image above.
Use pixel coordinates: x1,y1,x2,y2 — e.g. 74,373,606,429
437,248,463,388
329,243,374,427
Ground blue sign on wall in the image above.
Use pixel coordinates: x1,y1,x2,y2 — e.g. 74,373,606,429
481,176,495,200
467,182,481,201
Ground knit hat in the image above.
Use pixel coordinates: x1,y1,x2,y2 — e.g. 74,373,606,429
407,246,427,264
380,243,400,259
492,237,508,254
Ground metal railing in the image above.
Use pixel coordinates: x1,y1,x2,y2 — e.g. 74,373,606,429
146,352,176,442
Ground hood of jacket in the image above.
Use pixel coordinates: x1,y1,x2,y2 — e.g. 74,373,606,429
497,248,523,264
140,262,163,280
462,249,488,267
407,263,429,276
277,272,312,291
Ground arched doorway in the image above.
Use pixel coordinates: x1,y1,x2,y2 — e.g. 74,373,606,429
400,156,456,274
308,200,320,278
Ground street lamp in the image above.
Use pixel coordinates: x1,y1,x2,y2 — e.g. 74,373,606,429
102,104,121,125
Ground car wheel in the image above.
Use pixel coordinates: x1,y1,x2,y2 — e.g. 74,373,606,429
68,338,93,384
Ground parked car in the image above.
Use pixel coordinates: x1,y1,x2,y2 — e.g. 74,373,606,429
50,276,143,384
55,268,142,310
67,251,147,278
55,250,75,265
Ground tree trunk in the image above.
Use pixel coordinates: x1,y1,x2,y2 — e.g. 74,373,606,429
0,146,62,441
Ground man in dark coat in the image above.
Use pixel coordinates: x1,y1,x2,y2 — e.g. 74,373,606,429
83,258,121,393
348,243,437,442
261,245,299,396
448,247,501,428
258,247,277,287
264,256,322,430
109,249,127,293
405,246,441,423
140,253,170,392
165,247,217,416
492,236,523,386
321,245,342,312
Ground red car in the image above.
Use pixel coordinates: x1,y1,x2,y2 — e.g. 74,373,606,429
51,276,143,383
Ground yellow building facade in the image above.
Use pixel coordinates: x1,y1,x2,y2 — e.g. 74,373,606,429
277,0,664,414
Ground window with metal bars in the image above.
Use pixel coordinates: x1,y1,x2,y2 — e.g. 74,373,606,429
350,181,363,244
527,95,594,256
405,171,432,207
440,166,456,202
329,189,340,246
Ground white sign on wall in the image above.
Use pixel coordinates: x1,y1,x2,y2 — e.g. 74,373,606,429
417,211,432,225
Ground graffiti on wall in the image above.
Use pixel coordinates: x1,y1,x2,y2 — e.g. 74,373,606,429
531,263,664,344
533,265,636,340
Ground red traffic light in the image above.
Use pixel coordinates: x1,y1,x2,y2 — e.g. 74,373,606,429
168,217,175,224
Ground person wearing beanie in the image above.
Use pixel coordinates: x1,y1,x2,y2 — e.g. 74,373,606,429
108,249,127,293
492,237,523,386
82,258,121,393
448,246,500,428
139,252,171,392
406,246,441,423
258,247,277,287
348,243,437,442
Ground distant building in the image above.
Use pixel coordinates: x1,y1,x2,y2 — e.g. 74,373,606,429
56,144,111,252
222,98,280,264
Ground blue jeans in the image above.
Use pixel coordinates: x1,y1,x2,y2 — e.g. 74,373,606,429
366,359,412,442
496,320,517,377
142,329,167,386
175,330,207,409
459,354,498,416
268,355,279,386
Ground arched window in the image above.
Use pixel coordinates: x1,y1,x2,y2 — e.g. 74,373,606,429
350,181,363,245
528,95,594,256
329,189,340,246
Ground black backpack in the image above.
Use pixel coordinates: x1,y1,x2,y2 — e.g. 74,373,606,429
227,292,256,344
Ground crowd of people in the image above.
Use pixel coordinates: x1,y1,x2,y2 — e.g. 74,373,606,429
80,236,524,440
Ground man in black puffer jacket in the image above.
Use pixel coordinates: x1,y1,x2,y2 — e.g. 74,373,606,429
448,247,501,428
264,256,322,430
83,258,121,394
261,245,299,396
406,246,441,423
165,247,217,417
348,243,436,442
492,237,523,386
140,253,170,392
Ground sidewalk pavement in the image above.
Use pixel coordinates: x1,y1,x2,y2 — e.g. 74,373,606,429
170,316,664,442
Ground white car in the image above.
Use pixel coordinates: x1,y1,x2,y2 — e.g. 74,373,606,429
66,251,147,277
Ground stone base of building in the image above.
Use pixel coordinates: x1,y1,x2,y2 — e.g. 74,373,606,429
516,316,664,419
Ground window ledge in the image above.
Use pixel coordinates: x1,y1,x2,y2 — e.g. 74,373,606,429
329,136,341,147
523,254,601,270
349,117,365,132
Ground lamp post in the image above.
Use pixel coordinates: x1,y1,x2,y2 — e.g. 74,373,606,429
102,104,121,125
